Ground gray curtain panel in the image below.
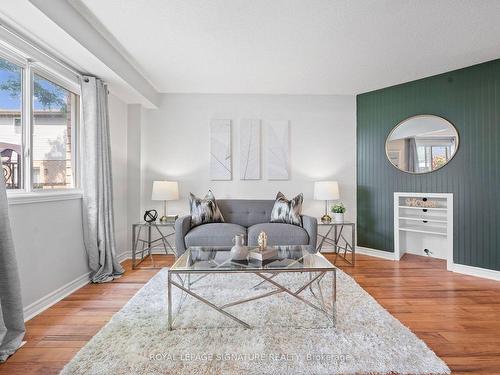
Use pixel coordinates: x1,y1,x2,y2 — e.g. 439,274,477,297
406,137,419,173
0,163,25,362
80,76,124,283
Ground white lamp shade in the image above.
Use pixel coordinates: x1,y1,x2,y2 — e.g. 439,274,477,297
152,181,179,201
314,181,340,200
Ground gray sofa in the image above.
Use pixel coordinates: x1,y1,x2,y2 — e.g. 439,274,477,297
174,199,317,257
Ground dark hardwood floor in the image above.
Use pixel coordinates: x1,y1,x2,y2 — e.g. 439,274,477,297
1,253,500,374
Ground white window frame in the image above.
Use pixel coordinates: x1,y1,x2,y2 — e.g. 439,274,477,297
0,42,82,204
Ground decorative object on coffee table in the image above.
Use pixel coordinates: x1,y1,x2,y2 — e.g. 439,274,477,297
230,234,248,260
331,202,346,222
251,230,277,260
314,181,340,223
152,181,179,223
249,247,278,261
257,230,268,250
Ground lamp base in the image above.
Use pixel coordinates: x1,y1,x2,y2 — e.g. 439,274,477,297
321,214,332,224
160,215,178,223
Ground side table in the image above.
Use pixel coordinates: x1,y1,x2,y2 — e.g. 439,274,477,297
317,221,356,266
132,221,175,269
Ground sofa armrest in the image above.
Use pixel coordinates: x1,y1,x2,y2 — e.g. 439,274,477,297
174,215,191,257
301,215,318,253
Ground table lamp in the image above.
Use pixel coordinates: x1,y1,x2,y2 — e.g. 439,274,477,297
314,181,339,223
152,181,179,222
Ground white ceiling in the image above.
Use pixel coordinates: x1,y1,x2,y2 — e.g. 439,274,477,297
0,0,159,107
79,0,500,95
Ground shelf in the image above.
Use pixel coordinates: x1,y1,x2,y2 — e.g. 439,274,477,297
398,205,447,211
395,192,452,261
399,226,447,236
399,216,447,223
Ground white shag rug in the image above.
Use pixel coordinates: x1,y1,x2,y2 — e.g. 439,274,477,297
61,268,449,375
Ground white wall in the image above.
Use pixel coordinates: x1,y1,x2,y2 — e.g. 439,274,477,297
141,94,356,221
126,104,143,253
9,92,129,317
9,198,89,316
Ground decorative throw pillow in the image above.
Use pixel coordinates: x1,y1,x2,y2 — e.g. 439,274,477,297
189,190,225,227
270,192,303,226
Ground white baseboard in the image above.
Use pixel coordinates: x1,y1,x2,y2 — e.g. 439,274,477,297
23,271,91,322
356,246,397,260
116,251,132,263
450,263,500,282
357,246,500,281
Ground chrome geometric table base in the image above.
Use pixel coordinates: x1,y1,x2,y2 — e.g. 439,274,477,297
317,222,356,266
167,269,336,330
132,222,175,269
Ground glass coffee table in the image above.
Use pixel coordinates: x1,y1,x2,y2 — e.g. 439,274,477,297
167,245,336,330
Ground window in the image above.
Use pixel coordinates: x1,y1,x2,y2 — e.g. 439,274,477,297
0,49,80,192
32,74,78,189
416,138,455,172
0,56,23,189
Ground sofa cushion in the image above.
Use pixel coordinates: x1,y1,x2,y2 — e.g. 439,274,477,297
247,223,309,246
185,223,246,247
270,192,303,226
189,190,225,228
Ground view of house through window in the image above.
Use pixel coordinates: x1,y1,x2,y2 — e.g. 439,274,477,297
32,74,77,189
0,56,23,189
0,53,79,191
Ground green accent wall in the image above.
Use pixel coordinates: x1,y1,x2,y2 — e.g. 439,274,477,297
357,59,500,271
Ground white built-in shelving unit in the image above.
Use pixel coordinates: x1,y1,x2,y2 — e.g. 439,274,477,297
394,192,453,269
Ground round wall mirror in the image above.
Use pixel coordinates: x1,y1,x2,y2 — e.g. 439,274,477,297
386,115,459,174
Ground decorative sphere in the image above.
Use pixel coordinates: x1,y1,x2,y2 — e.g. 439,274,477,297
144,209,158,223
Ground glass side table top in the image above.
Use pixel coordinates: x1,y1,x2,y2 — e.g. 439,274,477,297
170,245,335,273
133,221,175,227
317,220,355,226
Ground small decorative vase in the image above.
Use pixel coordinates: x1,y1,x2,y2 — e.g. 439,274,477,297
333,213,344,222
230,234,248,260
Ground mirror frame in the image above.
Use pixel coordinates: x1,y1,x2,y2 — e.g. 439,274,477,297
385,114,460,175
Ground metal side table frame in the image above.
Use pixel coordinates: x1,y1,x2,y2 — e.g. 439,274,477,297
317,221,356,266
132,222,175,269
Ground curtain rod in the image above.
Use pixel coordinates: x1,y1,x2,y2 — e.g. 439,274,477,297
0,21,83,78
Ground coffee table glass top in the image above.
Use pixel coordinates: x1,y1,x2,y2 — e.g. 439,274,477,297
170,245,335,273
